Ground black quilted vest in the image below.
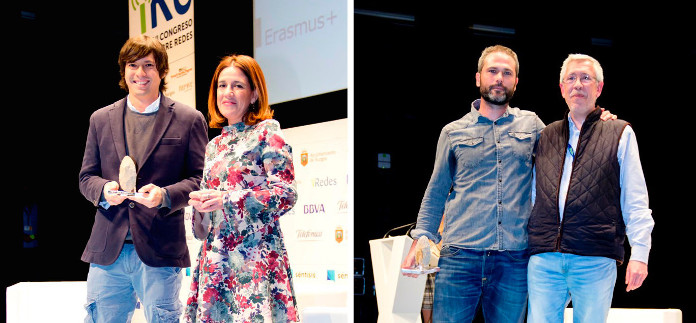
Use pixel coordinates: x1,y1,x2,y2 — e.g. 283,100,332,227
528,108,629,263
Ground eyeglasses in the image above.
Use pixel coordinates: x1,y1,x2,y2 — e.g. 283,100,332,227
563,74,596,85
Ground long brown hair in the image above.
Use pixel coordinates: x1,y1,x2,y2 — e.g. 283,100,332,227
208,55,273,128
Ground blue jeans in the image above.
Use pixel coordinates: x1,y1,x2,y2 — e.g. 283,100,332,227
433,246,529,323
84,244,183,323
527,252,617,323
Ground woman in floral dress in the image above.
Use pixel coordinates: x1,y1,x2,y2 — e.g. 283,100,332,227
185,54,299,323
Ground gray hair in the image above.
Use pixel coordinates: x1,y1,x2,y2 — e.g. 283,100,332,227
559,54,604,83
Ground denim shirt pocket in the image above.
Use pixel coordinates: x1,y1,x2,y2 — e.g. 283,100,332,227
507,131,533,164
451,136,484,169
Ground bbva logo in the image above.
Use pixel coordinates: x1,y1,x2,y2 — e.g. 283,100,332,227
131,0,192,34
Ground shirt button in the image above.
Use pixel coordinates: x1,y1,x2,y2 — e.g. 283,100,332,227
129,202,135,209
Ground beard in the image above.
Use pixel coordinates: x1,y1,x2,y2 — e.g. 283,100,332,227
480,85,515,105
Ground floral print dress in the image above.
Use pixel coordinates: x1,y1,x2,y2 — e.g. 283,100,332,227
185,119,299,323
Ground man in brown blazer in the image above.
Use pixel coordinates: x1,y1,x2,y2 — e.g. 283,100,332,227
78,35,207,322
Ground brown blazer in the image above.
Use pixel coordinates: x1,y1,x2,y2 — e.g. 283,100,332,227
78,95,208,267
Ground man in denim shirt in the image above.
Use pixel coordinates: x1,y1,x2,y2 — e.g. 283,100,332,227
402,45,541,322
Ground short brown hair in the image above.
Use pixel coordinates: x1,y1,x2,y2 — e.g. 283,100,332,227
478,45,520,76
118,35,169,93
208,55,273,128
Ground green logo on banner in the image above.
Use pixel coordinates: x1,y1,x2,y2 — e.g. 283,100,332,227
131,0,192,34
131,0,150,34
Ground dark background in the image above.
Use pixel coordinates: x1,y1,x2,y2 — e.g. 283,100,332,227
353,2,693,322
8,1,692,322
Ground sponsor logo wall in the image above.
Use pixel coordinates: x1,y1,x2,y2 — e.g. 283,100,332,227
281,118,352,308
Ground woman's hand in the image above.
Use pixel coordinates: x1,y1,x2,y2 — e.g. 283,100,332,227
189,189,224,213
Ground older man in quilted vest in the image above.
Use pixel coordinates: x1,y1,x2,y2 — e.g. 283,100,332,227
527,54,654,323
